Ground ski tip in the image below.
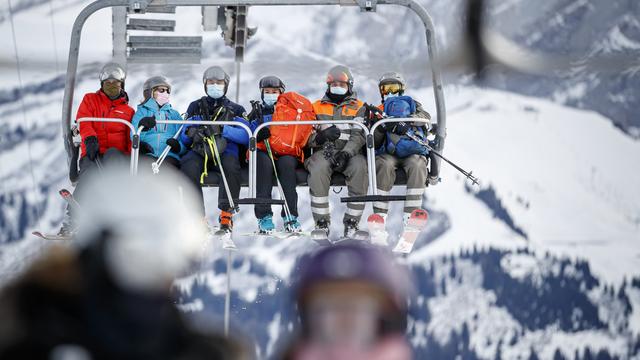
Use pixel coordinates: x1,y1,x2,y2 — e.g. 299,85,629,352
367,213,385,224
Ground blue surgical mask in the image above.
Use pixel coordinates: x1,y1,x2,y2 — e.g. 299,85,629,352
330,86,348,95
206,84,225,99
263,93,279,107
384,93,400,100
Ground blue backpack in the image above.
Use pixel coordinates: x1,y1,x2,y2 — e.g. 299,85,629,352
381,96,428,158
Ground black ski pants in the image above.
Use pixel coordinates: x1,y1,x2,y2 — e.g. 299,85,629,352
254,150,299,219
180,150,241,217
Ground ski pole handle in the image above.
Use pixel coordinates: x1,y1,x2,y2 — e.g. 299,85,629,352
151,124,184,175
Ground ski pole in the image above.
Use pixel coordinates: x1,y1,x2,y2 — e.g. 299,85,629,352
264,140,295,229
152,124,184,174
404,131,480,186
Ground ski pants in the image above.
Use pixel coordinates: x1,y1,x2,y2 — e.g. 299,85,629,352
254,150,299,219
180,150,241,217
374,154,427,215
304,151,368,224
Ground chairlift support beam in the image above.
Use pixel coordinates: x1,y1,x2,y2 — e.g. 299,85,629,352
62,0,447,184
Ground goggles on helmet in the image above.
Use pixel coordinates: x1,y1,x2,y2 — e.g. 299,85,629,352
379,83,404,96
100,65,126,82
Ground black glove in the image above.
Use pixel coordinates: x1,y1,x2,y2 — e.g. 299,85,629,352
140,141,154,155
392,121,410,135
256,127,271,143
203,124,222,138
84,136,99,160
247,100,264,122
331,151,351,173
139,116,156,132
166,138,180,154
315,125,341,145
363,103,384,127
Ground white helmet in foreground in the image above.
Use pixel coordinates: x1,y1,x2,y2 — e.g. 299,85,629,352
76,166,205,293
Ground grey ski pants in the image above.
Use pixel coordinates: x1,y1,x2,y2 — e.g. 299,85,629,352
304,151,368,224
374,154,427,215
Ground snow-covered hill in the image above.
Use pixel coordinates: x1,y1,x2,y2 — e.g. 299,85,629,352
1,0,640,359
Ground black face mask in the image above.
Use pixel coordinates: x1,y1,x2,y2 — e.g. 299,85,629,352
102,82,123,100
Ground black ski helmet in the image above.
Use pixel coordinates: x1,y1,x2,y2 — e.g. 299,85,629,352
259,75,286,93
325,65,354,93
202,66,230,95
294,242,414,335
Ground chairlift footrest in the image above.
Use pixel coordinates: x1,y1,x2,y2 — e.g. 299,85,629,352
235,198,285,205
341,195,407,203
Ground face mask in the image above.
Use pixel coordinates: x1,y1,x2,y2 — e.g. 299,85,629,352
206,84,225,99
263,93,279,107
384,93,400,100
154,91,170,106
330,86,348,95
102,82,122,99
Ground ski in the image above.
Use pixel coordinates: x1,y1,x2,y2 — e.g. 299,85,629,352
392,209,429,254
214,229,237,250
240,231,310,240
59,188,80,210
367,213,388,246
311,229,332,246
31,231,71,241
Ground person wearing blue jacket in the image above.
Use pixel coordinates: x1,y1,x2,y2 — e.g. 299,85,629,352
132,76,186,169
180,66,249,231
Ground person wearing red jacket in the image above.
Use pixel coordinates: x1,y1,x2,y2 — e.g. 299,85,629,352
57,62,134,237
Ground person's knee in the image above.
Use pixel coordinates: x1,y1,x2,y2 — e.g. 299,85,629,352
221,155,241,173
348,155,367,175
307,156,331,175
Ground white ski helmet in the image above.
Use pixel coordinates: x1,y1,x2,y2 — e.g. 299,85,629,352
142,75,172,100
99,62,126,83
378,72,406,98
75,166,206,293
202,66,230,95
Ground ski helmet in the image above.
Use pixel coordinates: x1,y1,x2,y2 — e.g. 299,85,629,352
142,75,171,100
202,66,230,95
326,65,354,93
294,242,414,334
259,75,285,93
99,62,126,84
378,72,406,98
75,166,206,294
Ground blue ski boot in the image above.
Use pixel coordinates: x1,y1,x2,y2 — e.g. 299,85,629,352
258,214,275,234
283,215,302,233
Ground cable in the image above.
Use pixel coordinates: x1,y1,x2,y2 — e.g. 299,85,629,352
8,0,43,230
48,0,61,73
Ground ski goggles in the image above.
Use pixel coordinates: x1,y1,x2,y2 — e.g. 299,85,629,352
154,87,171,94
99,65,126,82
379,83,404,95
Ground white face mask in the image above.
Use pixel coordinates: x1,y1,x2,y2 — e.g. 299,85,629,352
384,93,400,100
330,86,348,95
206,84,225,99
154,91,170,106
263,93,279,106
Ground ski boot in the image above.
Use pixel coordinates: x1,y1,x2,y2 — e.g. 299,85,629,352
311,218,331,246
257,214,275,234
56,214,76,238
217,210,236,250
343,217,369,242
283,215,302,233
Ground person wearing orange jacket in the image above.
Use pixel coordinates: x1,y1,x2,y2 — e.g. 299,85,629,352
57,62,134,237
305,65,368,238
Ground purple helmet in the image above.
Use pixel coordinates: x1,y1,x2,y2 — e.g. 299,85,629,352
293,242,415,334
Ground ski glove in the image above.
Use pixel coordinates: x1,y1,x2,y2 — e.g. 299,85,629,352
363,103,384,127
315,125,341,145
166,138,180,154
331,151,351,173
392,121,410,135
84,136,99,161
140,141,154,155
256,127,271,143
139,116,156,131
247,100,264,122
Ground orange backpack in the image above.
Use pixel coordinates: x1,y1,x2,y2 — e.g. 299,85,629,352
258,92,315,161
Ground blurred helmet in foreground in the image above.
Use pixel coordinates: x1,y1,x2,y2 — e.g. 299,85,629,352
76,166,205,293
